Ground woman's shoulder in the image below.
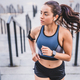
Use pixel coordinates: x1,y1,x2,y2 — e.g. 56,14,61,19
30,25,42,36
59,26,72,39
60,26,71,34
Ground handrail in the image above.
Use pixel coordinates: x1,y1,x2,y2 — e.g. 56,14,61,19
7,16,23,28
7,16,12,23
7,15,26,66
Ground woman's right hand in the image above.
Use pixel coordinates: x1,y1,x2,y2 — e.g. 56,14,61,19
32,53,40,62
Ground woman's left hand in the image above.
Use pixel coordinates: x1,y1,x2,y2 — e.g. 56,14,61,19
41,45,53,56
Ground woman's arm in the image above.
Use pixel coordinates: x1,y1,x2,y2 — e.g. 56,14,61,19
41,29,72,61
28,27,41,62
54,29,72,61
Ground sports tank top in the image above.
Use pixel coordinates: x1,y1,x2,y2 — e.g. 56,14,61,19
36,25,63,60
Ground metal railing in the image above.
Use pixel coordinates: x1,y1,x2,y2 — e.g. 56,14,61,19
0,17,6,34
73,3,80,66
32,5,37,17
7,4,16,13
0,4,5,13
0,4,23,15
26,14,31,36
7,16,26,66
17,5,24,13
6,4,23,14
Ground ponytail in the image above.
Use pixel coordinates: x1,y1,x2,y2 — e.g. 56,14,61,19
58,4,80,32
44,1,80,32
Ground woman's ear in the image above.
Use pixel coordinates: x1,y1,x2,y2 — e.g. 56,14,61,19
53,15,59,21
53,17,56,21
55,15,59,20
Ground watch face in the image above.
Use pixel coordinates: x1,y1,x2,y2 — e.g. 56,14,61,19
52,50,56,57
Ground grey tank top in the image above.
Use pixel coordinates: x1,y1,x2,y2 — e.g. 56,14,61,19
36,25,63,60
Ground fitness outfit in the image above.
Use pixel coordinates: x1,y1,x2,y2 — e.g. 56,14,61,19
33,25,66,80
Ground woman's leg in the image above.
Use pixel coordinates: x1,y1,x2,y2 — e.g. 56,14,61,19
35,74,50,80
61,77,65,80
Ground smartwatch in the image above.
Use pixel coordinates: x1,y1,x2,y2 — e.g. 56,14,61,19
52,50,56,57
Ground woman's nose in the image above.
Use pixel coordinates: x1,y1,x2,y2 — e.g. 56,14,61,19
40,14,44,19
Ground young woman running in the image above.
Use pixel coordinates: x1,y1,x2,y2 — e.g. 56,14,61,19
28,1,80,80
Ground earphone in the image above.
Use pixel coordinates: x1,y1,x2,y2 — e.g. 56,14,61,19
53,17,56,21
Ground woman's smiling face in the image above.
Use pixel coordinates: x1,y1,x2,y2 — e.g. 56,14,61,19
40,5,54,25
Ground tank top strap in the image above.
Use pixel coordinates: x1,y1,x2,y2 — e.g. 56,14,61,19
41,25,44,32
42,25,60,36
56,25,60,34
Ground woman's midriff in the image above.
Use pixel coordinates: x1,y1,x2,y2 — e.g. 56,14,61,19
38,58,62,69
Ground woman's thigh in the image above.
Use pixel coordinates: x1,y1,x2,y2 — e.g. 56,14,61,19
61,77,65,80
35,74,50,80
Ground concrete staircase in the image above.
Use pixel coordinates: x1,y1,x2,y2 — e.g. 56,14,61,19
0,1,80,79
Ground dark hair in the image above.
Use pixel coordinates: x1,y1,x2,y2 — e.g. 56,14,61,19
44,1,80,32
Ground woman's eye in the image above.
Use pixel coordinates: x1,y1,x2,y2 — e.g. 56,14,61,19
45,14,48,16
40,12,42,14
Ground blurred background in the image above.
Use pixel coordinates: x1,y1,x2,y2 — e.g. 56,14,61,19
0,0,80,80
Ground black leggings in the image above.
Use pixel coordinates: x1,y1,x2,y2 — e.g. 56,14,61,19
33,61,66,80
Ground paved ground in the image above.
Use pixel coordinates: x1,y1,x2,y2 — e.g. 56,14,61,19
0,0,80,80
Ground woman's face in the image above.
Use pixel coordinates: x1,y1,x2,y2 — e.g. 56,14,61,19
40,5,54,25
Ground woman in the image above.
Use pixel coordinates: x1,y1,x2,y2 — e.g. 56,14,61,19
28,1,80,80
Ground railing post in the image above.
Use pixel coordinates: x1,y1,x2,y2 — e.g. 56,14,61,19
4,21,6,34
1,19,3,34
30,19,31,30
32,5,35,17
26,14,32,37
23,30,26,52
74,3,79,66
0,72,1,80
13,21,18,57
7,23,13,66
74,32,79,66
26,14,28,36
0,19,1,33
20,27,23,53
22,6,24,13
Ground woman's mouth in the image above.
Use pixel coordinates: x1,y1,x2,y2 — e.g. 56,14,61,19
40,20,44,23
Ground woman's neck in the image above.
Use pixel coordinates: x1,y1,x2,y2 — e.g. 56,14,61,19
44,23,57,32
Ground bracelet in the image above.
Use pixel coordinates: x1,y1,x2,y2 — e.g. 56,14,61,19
52,50,56,57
